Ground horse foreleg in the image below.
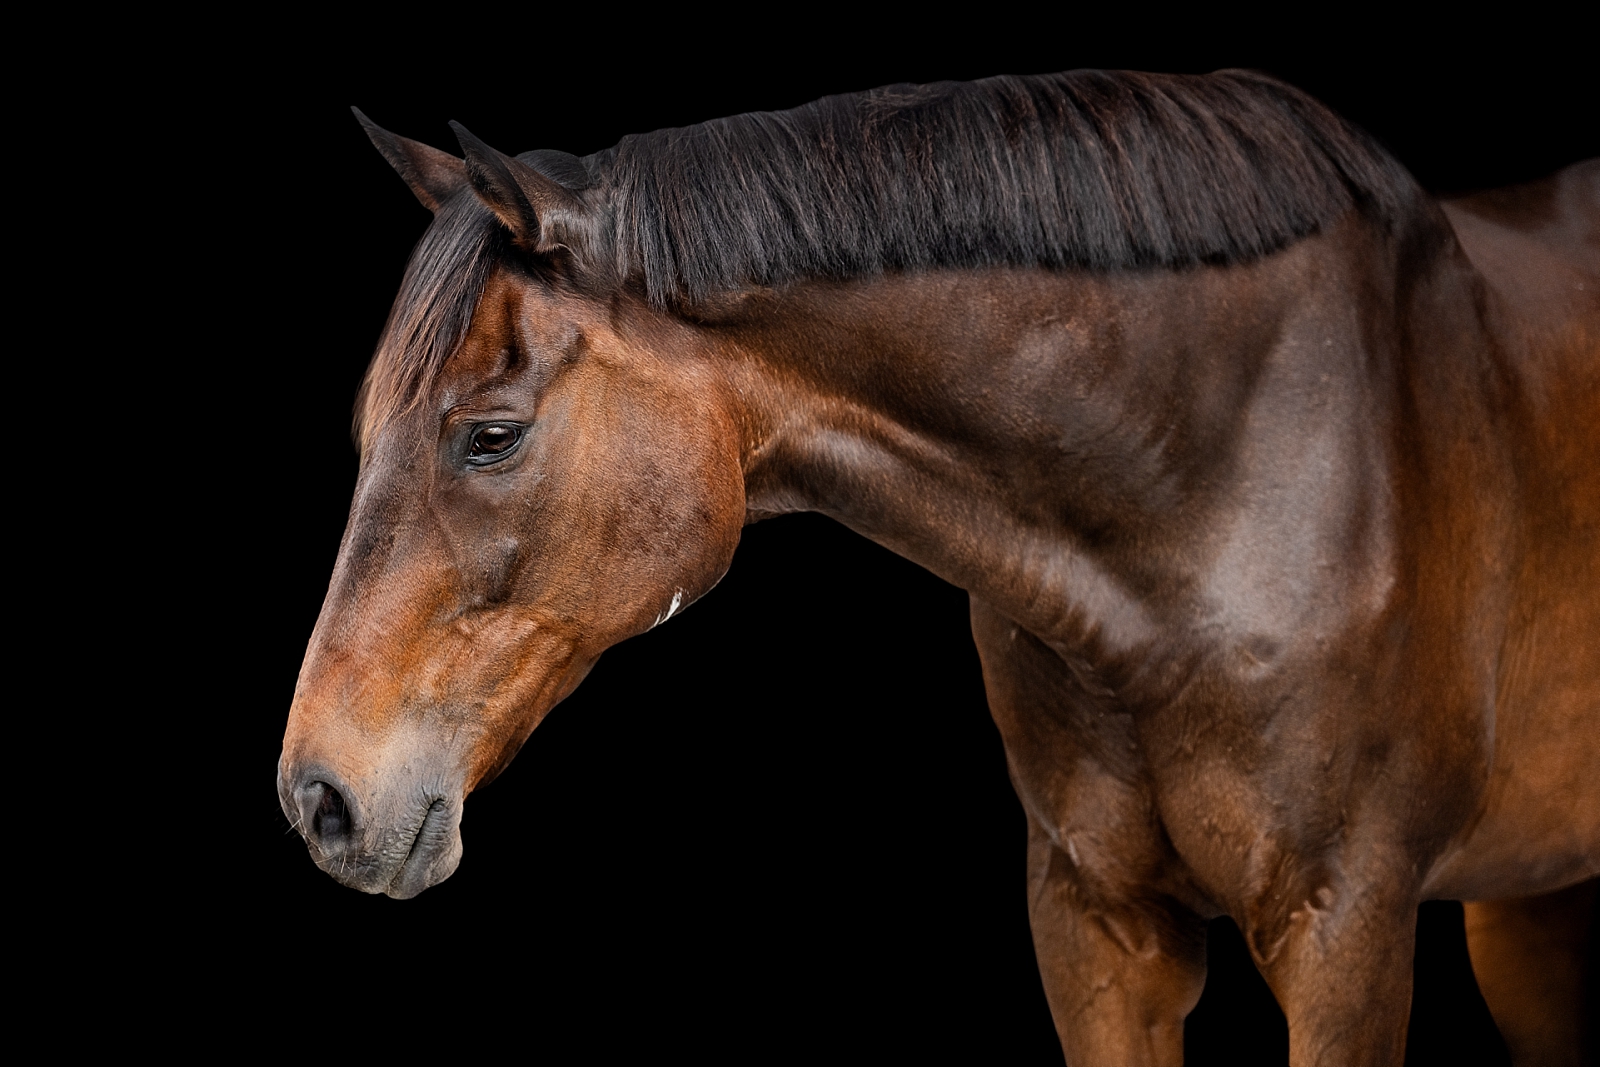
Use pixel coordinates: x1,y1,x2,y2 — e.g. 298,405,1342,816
1463,878,1596,1066
1023,820,1208,1066
1241,868,1419,1066
970,599,1205,1065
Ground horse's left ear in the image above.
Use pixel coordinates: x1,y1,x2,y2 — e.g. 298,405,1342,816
450,121,589,254
353,108,469,212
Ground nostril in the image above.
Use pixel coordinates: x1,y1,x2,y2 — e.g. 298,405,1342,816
311,783,350,842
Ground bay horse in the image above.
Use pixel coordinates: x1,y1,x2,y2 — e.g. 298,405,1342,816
279,70,1598,1065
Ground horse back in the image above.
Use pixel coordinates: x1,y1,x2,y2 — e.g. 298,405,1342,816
1442,160,1598,402
1426,162,1600,899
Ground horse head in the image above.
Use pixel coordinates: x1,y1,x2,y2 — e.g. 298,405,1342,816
278,114,746,897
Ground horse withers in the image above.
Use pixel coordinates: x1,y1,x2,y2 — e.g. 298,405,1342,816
279,72,1598,1064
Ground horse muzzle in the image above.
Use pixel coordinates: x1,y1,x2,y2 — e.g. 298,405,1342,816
278,760,465,899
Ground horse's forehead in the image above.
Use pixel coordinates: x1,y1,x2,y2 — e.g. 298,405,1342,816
450,269,594,377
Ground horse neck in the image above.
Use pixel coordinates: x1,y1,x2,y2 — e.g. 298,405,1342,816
707,217,1477,667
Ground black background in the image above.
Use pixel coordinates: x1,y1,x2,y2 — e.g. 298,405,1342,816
161,20,1596,1062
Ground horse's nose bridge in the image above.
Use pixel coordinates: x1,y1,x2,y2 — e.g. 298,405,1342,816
314,522,465,667
323,448,451,616
291,570,460,730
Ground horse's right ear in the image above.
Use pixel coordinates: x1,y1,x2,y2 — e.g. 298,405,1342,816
353,108,468,213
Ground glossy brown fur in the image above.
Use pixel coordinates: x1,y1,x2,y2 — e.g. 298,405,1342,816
281,78,1598,1064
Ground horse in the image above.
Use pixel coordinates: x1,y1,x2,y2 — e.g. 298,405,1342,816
278,70,1598,1065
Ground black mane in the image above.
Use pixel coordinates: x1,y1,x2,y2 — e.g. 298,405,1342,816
595,69,1416,305
360,69,1417,442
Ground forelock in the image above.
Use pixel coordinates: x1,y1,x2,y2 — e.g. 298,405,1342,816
356,193,505,449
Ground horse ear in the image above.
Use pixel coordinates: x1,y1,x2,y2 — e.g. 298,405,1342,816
450,121,588,253
352,108,468,213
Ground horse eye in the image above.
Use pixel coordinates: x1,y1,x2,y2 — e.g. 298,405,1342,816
468,425,522,461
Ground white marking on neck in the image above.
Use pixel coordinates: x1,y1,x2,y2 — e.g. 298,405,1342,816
651,589,686,630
